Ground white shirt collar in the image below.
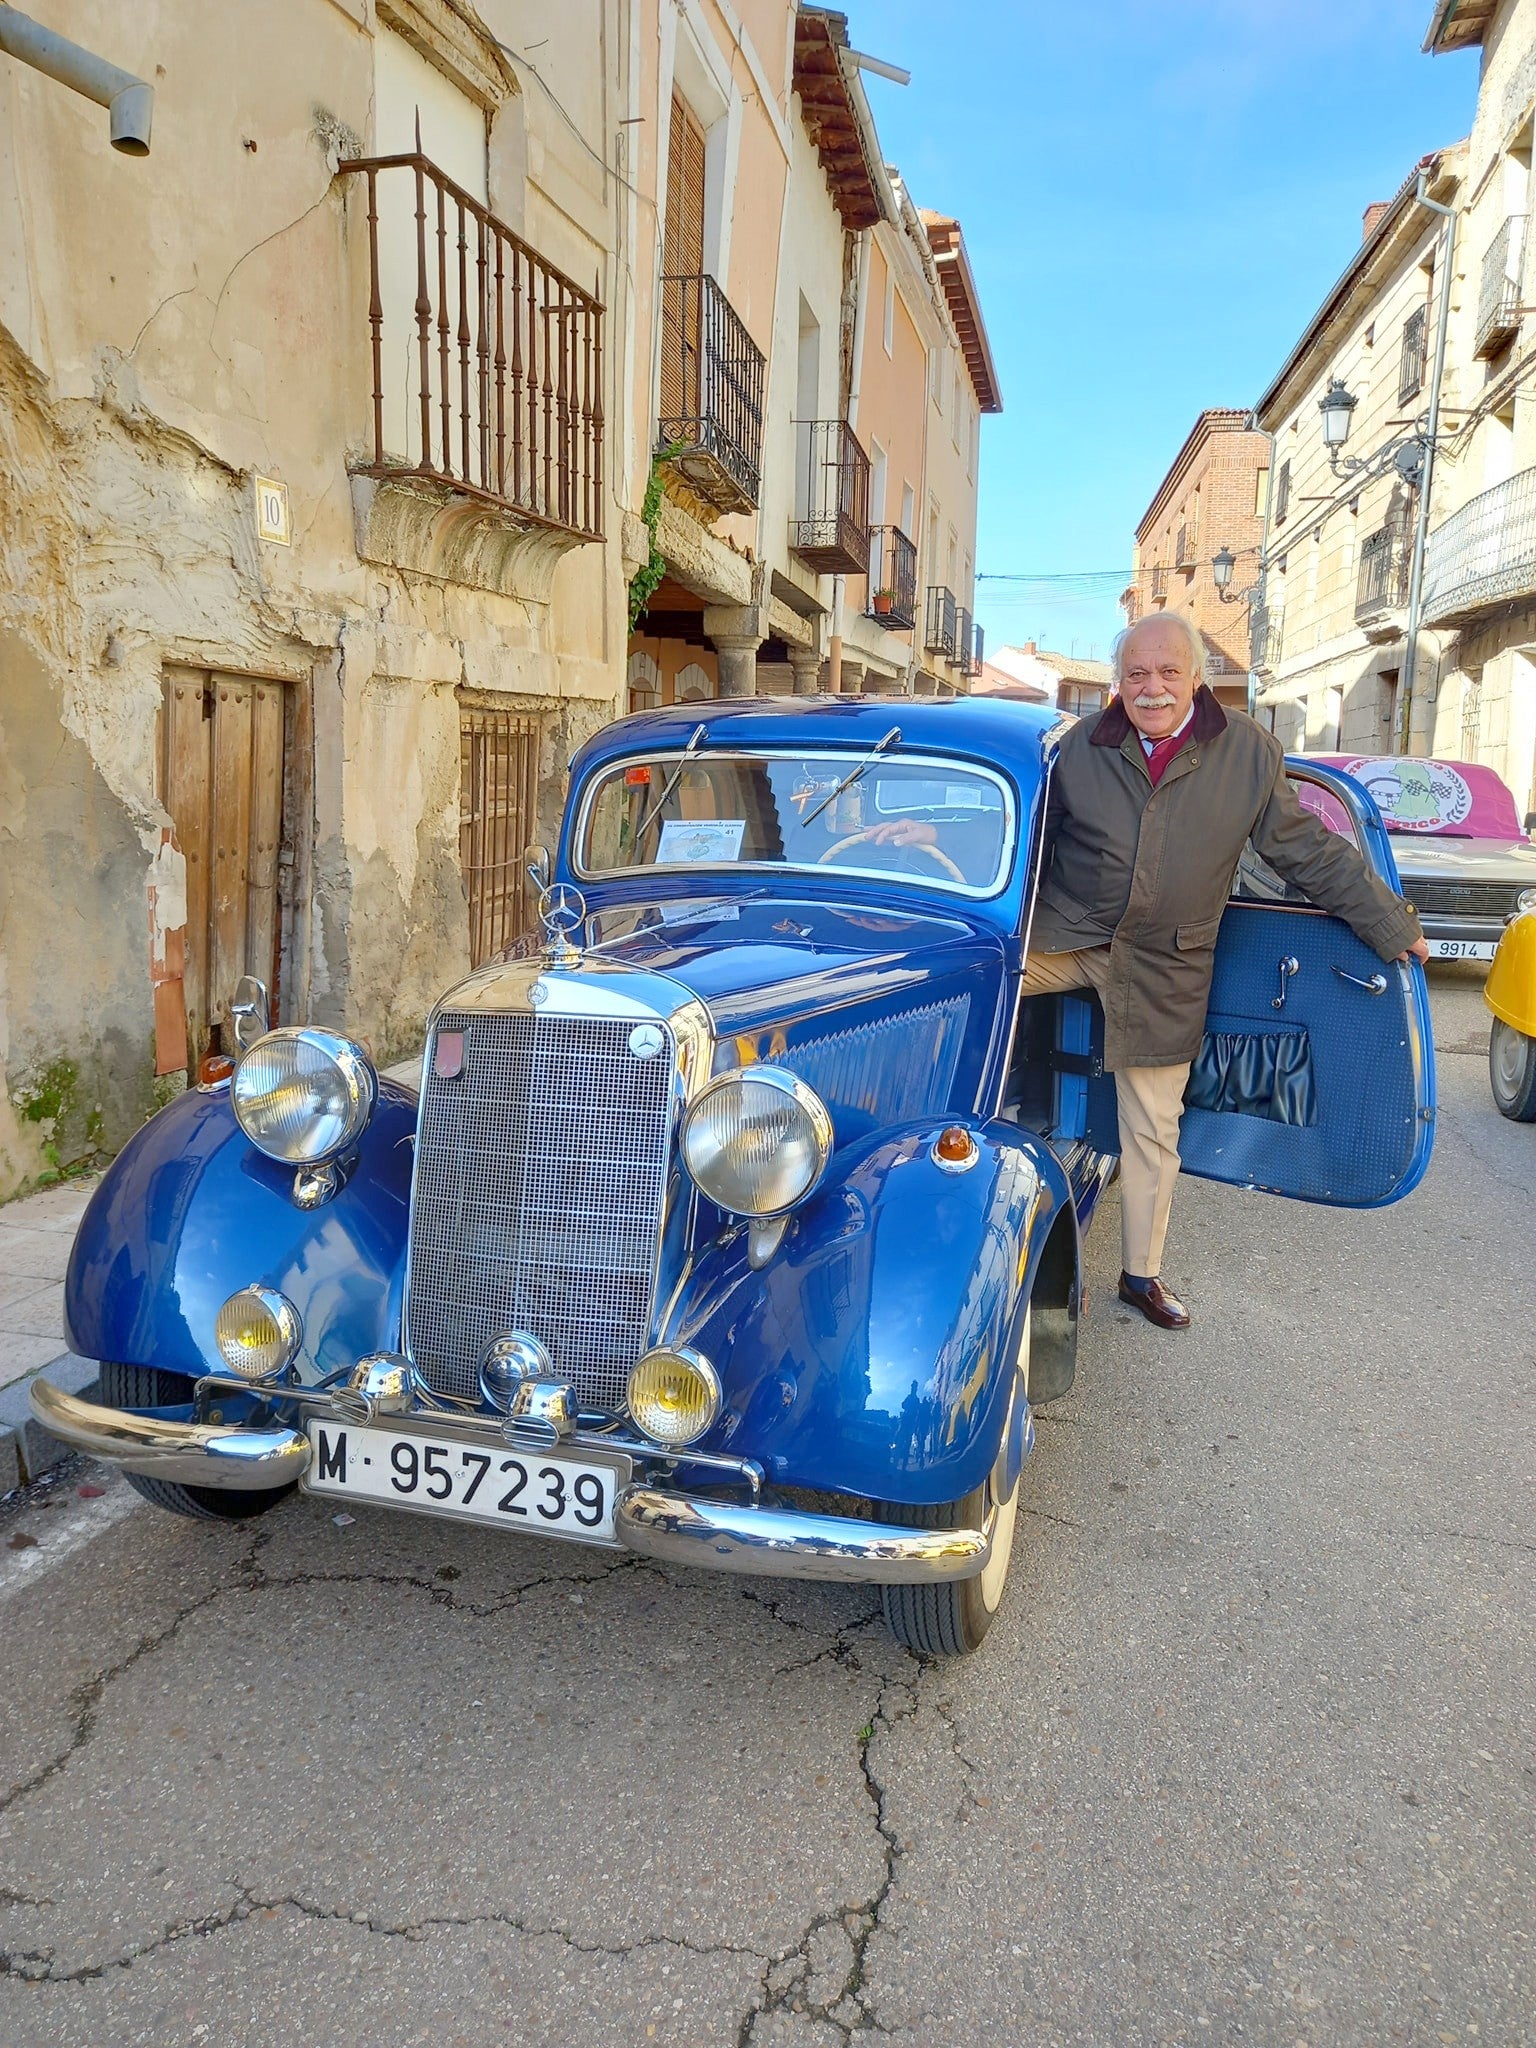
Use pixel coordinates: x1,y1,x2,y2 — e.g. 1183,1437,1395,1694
1138,702,1196,755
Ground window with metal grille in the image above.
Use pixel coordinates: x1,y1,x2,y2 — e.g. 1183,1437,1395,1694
459,705,542,967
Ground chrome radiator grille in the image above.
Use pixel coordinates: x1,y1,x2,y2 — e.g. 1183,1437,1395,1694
407,1011,674,1411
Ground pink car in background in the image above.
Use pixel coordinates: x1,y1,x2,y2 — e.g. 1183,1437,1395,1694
1303,757,1536,963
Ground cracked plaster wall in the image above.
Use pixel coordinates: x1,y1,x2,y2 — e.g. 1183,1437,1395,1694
0,0,631,1197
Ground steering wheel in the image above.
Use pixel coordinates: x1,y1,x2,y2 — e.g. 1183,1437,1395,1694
816,827,968,886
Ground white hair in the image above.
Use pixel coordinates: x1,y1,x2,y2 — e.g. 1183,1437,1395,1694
1111,613,1208,688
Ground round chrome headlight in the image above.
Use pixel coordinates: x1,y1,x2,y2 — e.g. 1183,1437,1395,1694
232,1028,376,1164
214,1286,301,1382
1517,886,1536,914
680,1066,833,1217
627,1346,721,1447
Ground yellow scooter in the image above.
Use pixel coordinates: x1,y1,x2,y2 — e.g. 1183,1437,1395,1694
1486,907,1536,1120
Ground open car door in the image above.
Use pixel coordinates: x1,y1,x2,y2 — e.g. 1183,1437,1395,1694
1176,759,1435,1208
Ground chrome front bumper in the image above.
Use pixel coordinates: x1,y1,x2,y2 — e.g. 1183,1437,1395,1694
31,1379,312,1490
30,1381,992,1585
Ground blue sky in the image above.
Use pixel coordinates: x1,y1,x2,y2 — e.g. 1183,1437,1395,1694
848,1,1481,661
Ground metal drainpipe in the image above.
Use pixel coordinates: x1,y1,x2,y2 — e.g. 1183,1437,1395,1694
1400,172,1459,755
0,5,154,154
1244,411,1279,722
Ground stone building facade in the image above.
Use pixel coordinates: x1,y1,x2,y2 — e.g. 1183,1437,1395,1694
625,8,999,714
1250,151,1468,758
1122,409,1270,710
1415,0,1536,818
0,0,1003,1201
0,0,642,1199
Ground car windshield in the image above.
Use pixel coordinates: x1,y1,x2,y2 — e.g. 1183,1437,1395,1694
578,747,1014,895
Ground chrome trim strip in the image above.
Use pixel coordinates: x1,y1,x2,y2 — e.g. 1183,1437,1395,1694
614,1487,997,1583
30,1380,310,1490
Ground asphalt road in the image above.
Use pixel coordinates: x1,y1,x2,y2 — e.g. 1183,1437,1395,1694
0,973,1530,2048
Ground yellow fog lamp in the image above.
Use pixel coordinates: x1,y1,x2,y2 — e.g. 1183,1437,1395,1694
214,1285,302,1383
626,1346,721,1448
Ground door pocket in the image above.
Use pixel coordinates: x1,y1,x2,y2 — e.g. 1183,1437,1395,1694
1186,1019,1317,1127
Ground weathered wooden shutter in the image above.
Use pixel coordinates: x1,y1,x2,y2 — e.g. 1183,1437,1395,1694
660,93,707,429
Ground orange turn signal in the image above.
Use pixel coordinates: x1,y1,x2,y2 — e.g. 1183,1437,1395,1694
934,1125,977,1165
199,1052,236,1084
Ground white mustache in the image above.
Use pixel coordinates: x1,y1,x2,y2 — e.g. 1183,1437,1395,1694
1133,691,1177,709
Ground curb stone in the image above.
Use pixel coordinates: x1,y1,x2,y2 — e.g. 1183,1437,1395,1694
0,1353,100,1496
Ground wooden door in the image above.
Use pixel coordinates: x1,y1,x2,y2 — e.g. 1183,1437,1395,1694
660,92,707,428
162,670,287,1062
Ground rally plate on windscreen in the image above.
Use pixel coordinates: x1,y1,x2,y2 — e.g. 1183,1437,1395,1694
302,1418,630,1545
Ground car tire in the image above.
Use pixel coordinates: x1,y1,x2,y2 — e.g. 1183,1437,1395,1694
1489,1019,1536,1122
879,1309,1030,1658
98,1361,297,1522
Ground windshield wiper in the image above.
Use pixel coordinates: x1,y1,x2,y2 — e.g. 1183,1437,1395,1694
800,726,902,831
633,723,707,845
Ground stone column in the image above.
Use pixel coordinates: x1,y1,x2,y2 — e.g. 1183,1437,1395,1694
703,601,768,698
840,660,866,697
788,646,823,695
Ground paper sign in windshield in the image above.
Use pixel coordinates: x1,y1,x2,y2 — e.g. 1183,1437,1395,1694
1343,758,1474,832
656,819,746,863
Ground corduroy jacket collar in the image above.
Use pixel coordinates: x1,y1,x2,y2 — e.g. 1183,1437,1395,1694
1088,683,1229,750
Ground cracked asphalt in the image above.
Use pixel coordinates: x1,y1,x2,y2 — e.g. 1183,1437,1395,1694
0,974,1530,2047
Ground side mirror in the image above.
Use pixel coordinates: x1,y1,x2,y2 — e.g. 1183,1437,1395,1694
229,975,270,1053
524,843,551,892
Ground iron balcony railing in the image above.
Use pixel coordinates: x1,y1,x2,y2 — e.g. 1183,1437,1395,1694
1356,510,1413,619
1175,522,1196,569
1151,565,1169,600
790,419,870,574
1422,465,1536,624
1399,302,1429,404
656,273,765,514
924,585,957,659
340,153,603,540
970,621,984,677
954,606,973,673
1475,214,1525,359
1250,602,1284,672
864,524,918,629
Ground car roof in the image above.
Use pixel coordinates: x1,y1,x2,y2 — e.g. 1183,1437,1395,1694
574,693,1066,778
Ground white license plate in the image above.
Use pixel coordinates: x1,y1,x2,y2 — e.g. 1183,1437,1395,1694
1429,938,1496,961
302,1419,625,1543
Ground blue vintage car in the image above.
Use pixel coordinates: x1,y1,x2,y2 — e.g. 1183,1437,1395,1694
35,697,1435,1655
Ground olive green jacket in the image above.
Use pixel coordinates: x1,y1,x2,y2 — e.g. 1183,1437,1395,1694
1030,688,1423,1070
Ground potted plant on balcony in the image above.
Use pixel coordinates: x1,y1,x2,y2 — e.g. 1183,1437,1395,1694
872,587,896,617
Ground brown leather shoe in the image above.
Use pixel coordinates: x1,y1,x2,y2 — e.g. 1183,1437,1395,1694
1117,1272,1191,1329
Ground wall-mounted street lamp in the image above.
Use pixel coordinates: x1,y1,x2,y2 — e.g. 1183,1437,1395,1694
1211,546,1259,606
1318,378,1358,457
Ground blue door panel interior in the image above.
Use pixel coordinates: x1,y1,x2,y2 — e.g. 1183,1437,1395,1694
1178,902,1431,1206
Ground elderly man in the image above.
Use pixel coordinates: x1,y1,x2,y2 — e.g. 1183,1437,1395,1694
1017,612,1429,1329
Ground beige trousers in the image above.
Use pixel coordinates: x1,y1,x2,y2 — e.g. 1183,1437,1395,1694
1019,947,1190,1278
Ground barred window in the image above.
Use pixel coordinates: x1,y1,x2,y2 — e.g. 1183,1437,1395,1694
459,704,542,967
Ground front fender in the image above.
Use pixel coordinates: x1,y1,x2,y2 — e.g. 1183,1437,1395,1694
1486,908,1536,1036
65,1080,417,1381
663,1119,1076,1507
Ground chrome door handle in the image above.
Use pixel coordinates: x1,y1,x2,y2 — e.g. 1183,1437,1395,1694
1332,966,1388,995
1272,955,1300,1010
